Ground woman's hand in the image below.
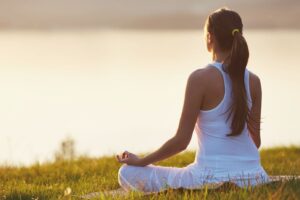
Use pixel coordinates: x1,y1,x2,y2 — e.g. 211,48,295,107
116,150,146,167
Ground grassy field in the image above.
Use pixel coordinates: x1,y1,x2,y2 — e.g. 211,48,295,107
0,146,299,200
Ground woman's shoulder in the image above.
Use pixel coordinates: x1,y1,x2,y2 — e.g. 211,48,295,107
248,70,260,83
248,70,261,88
248,70,262,101
188,65,220,82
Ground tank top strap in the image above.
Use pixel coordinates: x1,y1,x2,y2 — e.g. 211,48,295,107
209,61,253,109
208,61,231,92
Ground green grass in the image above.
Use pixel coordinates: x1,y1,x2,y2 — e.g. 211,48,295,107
0,146,299,200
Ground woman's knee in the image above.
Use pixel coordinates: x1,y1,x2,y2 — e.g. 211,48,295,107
118,164,128,178
118,164,150,192
118,164,131,189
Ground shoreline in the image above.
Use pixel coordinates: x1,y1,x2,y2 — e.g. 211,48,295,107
0,145,298,168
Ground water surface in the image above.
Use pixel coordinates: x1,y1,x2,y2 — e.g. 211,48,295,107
0,29,299,165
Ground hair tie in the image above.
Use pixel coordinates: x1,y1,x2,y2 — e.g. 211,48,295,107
232,29,239,36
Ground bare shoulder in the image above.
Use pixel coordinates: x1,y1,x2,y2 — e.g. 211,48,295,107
187,66,222,97
249,71,261,85
248,70,262,101
188,66,217,84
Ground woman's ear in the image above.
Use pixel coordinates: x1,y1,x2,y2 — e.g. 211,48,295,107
206,32,213,52
207,32,211,43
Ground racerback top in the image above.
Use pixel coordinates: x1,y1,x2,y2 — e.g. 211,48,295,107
194,61,261,171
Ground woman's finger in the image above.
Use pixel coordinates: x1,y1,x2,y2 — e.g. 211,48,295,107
122,151,128,159
116,155,122,162
116,151,135,164
116,154,130,163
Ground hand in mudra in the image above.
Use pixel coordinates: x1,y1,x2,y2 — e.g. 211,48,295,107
116,150,145,166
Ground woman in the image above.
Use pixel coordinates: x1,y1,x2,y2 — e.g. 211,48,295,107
116,8,270,194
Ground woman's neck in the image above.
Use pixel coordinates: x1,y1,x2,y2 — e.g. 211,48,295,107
212,50,231,63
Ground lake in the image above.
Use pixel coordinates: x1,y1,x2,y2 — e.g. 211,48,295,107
0,29,299,165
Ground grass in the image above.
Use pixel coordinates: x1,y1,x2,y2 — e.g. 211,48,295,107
0,146,299,200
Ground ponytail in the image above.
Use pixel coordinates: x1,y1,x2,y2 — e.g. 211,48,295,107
226,30,250,136
206,8,251,136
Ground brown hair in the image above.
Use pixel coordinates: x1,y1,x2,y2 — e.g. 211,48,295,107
205,8,250,136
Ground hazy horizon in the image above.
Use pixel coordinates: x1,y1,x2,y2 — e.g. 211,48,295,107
0,0,300,30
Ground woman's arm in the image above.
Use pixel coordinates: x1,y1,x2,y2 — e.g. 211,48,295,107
116,69,206,166
138,69,206,166
247,72,262,149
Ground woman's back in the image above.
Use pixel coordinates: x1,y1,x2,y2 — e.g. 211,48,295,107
193,61,262,173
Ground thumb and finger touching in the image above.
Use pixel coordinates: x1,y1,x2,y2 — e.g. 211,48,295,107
116,151,132,163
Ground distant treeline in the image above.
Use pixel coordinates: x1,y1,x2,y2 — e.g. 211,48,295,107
0,0,299,29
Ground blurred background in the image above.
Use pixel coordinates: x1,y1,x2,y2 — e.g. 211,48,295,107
0,0,299,166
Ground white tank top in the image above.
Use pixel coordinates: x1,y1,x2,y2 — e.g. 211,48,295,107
194,61,261,171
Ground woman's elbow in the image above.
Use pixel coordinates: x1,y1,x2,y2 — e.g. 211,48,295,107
177,140,189,151
178,144,187,151
173,133,191,151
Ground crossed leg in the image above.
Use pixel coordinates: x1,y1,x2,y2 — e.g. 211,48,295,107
118,163,199,194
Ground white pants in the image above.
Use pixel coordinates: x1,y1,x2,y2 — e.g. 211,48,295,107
118,162,270,194
118,163,197,194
